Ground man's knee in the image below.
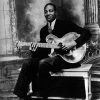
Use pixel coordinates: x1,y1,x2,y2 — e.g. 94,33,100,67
39,59,49,72
39,59,46,65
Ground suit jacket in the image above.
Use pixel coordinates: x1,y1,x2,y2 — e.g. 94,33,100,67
32,19,91,59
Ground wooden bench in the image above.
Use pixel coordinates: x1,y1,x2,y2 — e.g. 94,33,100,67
50,64,92,100
31,64,92,100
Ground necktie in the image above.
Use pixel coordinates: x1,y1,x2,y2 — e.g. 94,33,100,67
48,22,52,34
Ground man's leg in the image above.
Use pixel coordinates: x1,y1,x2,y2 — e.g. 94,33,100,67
13,58,39,99
38,56,63,96
38,56,81,97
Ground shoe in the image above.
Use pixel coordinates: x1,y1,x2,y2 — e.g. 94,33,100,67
28,91,48,99
14,91,27,100
19,97,30,100
27,91,39,97
19,96,31,100
19,98,24,100
39,90,48,99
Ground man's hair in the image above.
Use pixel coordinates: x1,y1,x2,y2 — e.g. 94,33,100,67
44,3,56,11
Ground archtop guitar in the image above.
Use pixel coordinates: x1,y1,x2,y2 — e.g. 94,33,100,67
16,32,86,63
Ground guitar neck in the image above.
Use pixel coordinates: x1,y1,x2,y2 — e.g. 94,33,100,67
36,43,58,48
17,42,59,49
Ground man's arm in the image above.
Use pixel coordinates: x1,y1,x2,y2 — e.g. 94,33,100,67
75,27,91,48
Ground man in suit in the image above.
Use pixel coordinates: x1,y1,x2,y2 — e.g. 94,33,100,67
14,3,91,99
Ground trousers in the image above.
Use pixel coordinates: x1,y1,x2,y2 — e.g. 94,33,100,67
13,55,80,98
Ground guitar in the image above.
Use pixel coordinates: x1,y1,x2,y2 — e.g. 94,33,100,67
16,32,86,63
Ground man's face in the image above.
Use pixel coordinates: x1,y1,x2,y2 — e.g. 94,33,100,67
44,5,56,22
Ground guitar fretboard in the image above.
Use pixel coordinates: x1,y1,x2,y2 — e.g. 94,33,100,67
17,42,59,49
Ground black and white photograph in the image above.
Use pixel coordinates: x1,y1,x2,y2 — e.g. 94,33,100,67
0,0,100,100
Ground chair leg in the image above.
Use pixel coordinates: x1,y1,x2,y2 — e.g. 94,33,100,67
84,78,89,100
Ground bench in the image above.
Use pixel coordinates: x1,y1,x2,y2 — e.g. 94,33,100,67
50,64,92,100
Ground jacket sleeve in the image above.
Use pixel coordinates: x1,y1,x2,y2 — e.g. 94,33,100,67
75,27,91,48
31,28,50,58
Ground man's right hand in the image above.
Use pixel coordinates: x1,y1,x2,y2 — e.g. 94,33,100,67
29,42,38,52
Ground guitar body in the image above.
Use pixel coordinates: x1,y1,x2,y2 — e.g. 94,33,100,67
46,32,86,63
61,44,86,63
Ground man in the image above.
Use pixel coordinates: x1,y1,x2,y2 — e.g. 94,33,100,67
14,3,91,99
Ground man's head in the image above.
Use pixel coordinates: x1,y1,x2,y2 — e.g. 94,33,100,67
44,3,57,23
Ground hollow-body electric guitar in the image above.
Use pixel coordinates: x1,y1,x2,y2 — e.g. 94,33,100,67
16,32,86,63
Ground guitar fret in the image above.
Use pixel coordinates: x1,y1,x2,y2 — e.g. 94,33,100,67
38,43,50,48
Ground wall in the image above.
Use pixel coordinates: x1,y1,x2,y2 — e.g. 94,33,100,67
51,0,85,27
98,0,100,26
16,0,85,43
0,0,12,55
0,0,16,56
15,0,50,42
